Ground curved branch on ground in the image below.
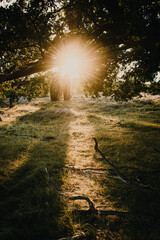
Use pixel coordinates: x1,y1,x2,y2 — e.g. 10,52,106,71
93,138,130,184
45,168,134,220
93,138,154,192
45,168,95,211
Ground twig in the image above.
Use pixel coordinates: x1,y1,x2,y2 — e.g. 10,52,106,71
64,166,139,172
13,134,38,138
45,168,66,198
45,168,134,220
93,138,130,184
64,166,106,176
98,209,134,219
64,166,108,171
93,138,154,191
45,168,95,211
153,146,160,153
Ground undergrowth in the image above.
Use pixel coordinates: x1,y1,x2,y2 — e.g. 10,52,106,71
0,95,160,240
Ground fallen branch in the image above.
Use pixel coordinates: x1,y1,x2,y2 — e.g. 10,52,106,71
64,166,106,176
45,168,134,220
153,146,160,153
93,138,130,184
64,166,108,171
45,168,95,211
93,138,154,191
64,166,139,172
12,133,38,138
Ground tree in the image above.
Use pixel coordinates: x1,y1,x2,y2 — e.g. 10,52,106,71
0,74,50,107
62,0,160,100
47,71,62,101
0,0,61,81
0,0,159,100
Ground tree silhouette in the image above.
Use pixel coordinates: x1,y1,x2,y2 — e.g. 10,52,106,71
0,0,159,100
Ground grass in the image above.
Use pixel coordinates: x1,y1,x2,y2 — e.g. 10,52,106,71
0,95,160,240
0,100,74,240
86,97,160,239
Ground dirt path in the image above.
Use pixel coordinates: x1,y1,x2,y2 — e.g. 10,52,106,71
61,96,113,213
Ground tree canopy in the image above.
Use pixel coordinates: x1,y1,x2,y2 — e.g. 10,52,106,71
0,0,160,99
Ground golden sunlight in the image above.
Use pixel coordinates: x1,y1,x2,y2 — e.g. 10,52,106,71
56,42,84,78
55,39,102,86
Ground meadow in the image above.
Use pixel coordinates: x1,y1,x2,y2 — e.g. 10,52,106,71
0,94,160,240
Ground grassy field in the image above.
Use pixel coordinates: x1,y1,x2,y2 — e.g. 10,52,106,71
0,94,160,240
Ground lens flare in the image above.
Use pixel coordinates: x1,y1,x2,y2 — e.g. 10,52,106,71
55,39,103,88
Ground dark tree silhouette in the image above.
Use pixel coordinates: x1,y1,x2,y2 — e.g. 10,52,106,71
0,0,159,100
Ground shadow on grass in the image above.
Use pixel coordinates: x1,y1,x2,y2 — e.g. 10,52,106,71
120,120,160,132
0,101,75,240
87,106,160,240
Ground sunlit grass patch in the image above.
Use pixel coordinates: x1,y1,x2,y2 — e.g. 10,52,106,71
0,96,160,240
87,98,160,239
0,100,74,240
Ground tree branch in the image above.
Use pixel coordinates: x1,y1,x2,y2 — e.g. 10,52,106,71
93,138,130,184
0,56,56,83
45,168,95,211
45,168,134,221
93,138,154,191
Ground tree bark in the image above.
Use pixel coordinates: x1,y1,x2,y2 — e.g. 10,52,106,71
50,79,61,101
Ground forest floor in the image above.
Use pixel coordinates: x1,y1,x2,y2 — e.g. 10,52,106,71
0,93,160,240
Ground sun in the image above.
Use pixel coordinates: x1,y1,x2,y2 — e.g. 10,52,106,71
55,39,101,85
56,42,84,79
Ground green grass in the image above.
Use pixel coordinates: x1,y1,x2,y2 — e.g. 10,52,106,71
0,96,160,240
86,98,160,240
0,101,73,240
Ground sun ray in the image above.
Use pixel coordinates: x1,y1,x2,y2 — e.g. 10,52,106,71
53,38,104,89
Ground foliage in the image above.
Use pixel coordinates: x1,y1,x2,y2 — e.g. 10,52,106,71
0,0,160,100
0,74,49,107
22,74,49,101
0,0,60,77
62,0,160,100
147,80,160,95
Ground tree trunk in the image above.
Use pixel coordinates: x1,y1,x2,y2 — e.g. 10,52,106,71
50,79,61,101
9,94,14,108
63,83,71,100
63,76,71,101
9,82,15,108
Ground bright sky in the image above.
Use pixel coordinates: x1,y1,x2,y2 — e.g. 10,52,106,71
0,0,16,7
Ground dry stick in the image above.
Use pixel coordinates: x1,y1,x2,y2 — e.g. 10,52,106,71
64,166,138,172
93,138,154,192
64,166,108,171
45,168,95,211
153,146,160,153
64,166,106,176
13,134,37,138
93,138,130,184
45,168,134,220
